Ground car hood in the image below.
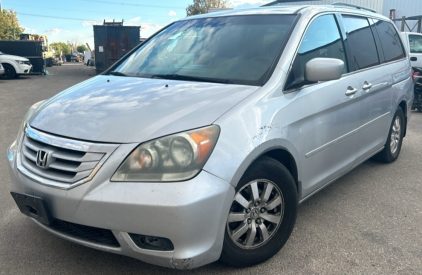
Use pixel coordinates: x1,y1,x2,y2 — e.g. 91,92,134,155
0,54,29,61
29,76,259,143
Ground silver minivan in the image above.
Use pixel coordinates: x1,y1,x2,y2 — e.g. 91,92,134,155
7,4,413,270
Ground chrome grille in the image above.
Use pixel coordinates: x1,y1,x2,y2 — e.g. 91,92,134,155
18,126,119,189
21,135,103,183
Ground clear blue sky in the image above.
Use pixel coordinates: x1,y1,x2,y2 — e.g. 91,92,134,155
2,0,272,47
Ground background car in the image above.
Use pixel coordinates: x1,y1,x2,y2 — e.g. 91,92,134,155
401,32,422,67
0,51,33,80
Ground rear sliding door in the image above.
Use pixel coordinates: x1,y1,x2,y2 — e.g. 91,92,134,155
339,15,394,162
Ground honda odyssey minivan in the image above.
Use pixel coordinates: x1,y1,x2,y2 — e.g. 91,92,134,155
8,4,413,270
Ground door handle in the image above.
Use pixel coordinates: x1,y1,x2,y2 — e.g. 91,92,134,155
411,57,417,61
362,81,373,90
345,86,358,96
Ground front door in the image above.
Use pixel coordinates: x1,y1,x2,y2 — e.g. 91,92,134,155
286,14,361,196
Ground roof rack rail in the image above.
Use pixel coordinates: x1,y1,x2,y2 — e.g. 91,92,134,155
332,2,376,13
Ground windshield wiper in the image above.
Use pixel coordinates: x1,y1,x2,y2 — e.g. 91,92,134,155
151,74,234,84
109,71,128,77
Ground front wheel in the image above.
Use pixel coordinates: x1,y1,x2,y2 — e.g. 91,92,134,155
374,107,405,163
0,64,16,80
220,156,298,267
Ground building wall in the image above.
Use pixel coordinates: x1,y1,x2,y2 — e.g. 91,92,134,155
268,0,422,32
382,0,422,32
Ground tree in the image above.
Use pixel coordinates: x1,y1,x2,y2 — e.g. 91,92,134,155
76,45,88,53
66,40,80,51
0,9,25,40
186,0,231,16
50,42,71,54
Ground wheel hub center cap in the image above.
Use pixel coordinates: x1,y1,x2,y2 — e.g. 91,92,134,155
250,208,260,219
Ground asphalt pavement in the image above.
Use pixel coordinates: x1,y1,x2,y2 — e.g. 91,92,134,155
1,63,421,274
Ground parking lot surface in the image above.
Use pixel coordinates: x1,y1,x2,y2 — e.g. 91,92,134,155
1,64,422,275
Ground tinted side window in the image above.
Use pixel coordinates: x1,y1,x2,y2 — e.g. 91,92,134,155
285,15,347,89
374,20,405,62
408,35,422,53
342,15,379,71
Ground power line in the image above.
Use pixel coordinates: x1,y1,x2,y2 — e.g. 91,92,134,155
17,12,166,30
18,13,97,21
10,3,176,18
78,0,184,9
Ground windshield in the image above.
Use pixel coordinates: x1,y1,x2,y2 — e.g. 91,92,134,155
112,15,296,86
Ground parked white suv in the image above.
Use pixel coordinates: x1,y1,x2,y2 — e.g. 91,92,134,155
0,63,4,76
401,32,422,67
0,51,33,79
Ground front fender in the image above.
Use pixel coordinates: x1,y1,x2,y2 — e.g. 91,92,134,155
1,60,18,72
203,66,303,195
221,138,300,188
204,121,302,189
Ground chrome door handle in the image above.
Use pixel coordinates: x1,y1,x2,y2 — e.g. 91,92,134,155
345,86,358,96
362,81,373,90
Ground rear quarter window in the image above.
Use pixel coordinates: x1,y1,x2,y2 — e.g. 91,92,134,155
373,20,405,62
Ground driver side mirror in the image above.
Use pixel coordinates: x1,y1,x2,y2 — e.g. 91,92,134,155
285,57,344,90
305,58,344,82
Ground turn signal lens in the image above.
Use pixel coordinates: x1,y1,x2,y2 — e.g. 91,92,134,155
111,125,220,182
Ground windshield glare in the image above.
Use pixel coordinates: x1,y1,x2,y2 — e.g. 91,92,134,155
113,15,296,86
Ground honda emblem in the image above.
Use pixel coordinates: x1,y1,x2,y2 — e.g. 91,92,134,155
36,150,49,169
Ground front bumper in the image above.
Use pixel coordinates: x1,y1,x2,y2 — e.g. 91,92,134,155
7,140,235,269
16,64,32,74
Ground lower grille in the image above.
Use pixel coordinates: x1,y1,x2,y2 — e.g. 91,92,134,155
49,219,120,248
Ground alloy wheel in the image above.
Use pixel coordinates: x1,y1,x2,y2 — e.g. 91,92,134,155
226,179,284,249
390,116,401,154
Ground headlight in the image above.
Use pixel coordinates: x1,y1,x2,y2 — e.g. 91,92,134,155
111,125,220,182
16,100,46,145
15,60,25,64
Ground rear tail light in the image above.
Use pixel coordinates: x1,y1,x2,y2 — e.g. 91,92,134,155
412,69,419,83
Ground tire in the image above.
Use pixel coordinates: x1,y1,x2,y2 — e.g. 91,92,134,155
374,107,405,163
220,156,298,267
0,64,16,80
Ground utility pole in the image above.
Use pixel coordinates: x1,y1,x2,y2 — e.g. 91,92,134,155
12,14,15,40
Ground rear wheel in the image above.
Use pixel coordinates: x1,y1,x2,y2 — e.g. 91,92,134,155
374,107,405,163
0,64,16,80
220,156,297,267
